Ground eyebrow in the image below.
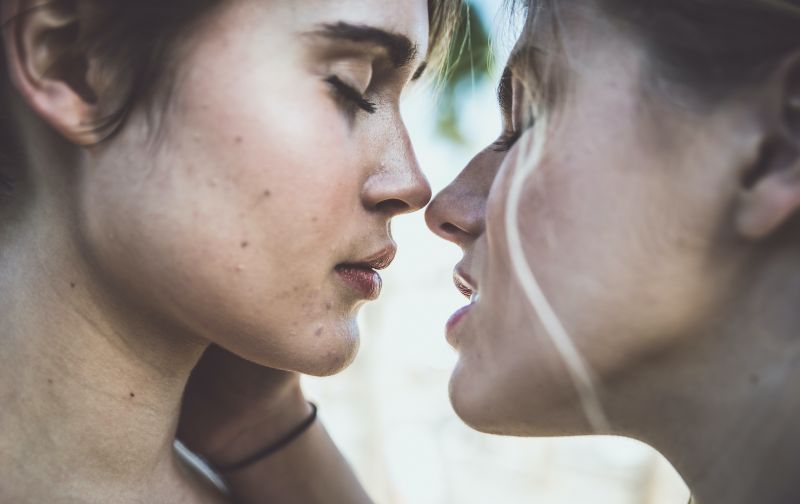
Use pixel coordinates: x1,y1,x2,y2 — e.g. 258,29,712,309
310,22,426,77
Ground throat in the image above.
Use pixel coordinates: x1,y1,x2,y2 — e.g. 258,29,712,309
0,259,206,500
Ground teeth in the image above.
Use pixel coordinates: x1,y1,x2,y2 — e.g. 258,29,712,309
470,292,480,303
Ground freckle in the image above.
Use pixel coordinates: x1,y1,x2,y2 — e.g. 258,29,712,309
47,378,53,385
311,217,318,223
325,301,333,310
70,282,76,289
241,241,249,249
315,327,323,337
263,189,271,198
749,373,760,385
235,264,244,272
235,136,243,144
129,392,135,398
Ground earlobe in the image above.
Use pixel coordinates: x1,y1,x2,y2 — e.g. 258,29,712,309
735,57,800,240
736,164,800,240
1,0,101,145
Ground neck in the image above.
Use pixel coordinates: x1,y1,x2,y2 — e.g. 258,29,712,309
0,199,207,501
621,253,800,504
673,371,800,504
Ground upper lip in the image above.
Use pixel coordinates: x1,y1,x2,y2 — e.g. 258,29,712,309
453,265,477,300
341,244,397,271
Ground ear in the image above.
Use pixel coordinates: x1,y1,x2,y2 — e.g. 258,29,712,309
1,0,101,145
736,55,800,240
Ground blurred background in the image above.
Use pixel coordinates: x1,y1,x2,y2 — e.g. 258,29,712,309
304,1,691,502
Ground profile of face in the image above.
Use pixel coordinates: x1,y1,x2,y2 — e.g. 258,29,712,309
5,0,431,376
426,2,800,437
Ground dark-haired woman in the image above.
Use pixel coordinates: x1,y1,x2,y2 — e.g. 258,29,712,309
427,1,800,503
0,0,458,502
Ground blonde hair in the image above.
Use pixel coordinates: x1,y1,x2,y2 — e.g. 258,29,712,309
503,0,800,433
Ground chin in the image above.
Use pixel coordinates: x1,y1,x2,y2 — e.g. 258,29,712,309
299,331,360,377
448,362,511,435
214,315,361,377
448,358,594,438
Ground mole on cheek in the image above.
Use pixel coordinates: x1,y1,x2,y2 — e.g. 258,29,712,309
240,241,249,249
251,189,272,209
235,135,243,144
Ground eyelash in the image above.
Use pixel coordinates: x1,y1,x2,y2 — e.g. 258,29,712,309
324,75,377,115
492,128,523,152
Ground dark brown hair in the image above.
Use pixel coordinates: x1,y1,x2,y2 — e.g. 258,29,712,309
0,0,461,195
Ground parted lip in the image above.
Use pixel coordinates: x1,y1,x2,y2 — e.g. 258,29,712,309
340,245,397,271
453,265,476,300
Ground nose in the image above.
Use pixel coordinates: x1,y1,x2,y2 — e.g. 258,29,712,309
425,146,505,249
362,121,432,217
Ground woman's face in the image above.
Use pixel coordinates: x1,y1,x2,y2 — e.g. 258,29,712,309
427,4,757,435
79,0,431,375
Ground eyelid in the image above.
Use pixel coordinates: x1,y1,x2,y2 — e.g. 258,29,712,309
328,58,374,94
493,70,536,152
508,70,539,131
325,75,377,114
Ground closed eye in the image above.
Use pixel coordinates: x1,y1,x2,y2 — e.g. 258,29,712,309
492,66,520,152
325,75,377,114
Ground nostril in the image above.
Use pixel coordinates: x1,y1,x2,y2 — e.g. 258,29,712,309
440,223,462,236
376,199,411,215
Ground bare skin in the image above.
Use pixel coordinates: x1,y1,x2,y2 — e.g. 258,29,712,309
426,3,800,503
0,0,431,501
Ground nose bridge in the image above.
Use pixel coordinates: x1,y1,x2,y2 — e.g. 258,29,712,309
390,115,428,189
364,114,432,215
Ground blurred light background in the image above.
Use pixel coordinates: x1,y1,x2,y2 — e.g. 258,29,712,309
304,1,691,502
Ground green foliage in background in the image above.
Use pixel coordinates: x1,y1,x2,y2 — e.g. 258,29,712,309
437,1,494,143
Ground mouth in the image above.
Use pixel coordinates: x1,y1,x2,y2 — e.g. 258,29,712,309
446,266,479,347
453,267,478,303
335,245,397,301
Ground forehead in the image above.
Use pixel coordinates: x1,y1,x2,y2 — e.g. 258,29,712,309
505,2,641,96
296,0,430,54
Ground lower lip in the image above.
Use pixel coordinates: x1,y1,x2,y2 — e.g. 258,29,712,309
335,265,382,300
446,303,475,346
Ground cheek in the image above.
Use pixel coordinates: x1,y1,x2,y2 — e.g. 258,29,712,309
75,67,365,375
455,128,730,428
505,159,705,371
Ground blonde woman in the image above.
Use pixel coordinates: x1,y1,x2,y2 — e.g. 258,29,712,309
426,1,800,503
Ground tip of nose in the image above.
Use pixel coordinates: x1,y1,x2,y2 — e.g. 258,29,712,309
377,185,431,216
424,197,478,247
